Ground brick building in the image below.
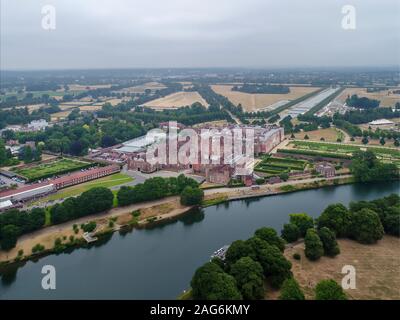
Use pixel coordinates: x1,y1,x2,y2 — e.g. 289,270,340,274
315,163,336,178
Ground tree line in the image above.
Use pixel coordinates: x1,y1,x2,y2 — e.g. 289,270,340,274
232,84,290,94
117,174,201,206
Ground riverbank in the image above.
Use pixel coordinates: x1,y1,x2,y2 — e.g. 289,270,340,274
1,181,398,299
0,174,376,265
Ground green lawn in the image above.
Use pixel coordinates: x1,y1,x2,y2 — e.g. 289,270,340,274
255,156,307,174
12,158,92,181
32,173,133,204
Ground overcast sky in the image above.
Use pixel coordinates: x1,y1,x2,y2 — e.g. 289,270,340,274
1,0,399,70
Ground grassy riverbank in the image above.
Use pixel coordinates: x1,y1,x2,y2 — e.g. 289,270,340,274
0,174,388,265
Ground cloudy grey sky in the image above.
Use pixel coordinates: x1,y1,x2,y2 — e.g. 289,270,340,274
1,0,399,70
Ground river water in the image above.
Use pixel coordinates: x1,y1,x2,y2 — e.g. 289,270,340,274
0,181,398,299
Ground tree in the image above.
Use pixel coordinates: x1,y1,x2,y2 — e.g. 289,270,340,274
304,135,309,140
78,187,114,216
279,172,289,181
304,229,324,261
254,227,285,252
317,203,352,237
180,186,204,206
50,203,72,224
0,138,8,166
279,278,305,300
23,145,33,163
289,213,314,237
350,208,384,244
383,209,400,237
318,227,340,257
225,240,256,265
191,262,242,300
394,139,400,147
315,279,347,300
0,224,20,250
362,136,369,145
380,137,385,145
229,257,264,300
281,223,300,243
257,244,292,288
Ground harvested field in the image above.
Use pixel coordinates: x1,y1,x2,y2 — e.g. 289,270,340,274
67,84,112,91
211,85,320,112
120,82,166,94
337,87,400,107
78,105,103,111
288,128,343,142
142,91,209,109
283,236,400,300
51,110,72,121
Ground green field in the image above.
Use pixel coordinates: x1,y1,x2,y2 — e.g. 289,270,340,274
255,156,307,175
290,140,400,160
12,158,92,181
32,173,133,205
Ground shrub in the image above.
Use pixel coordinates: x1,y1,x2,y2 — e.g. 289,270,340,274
293,253,301,260
32,243,45,254
315,279,347,300
81,221,97,233
279,278,305,300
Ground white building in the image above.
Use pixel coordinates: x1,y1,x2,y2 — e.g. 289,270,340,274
28,119,49,131
368,119,395,126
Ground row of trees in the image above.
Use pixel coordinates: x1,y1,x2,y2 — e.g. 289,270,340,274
232,84,290,94
282,193,399,248
50,187,114,225
117,174,200,206
0,208,46,250
345,94,380,109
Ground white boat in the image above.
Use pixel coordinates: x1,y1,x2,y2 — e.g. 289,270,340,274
210,245,230,261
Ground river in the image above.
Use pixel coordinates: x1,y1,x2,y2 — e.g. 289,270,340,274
0,181,398,299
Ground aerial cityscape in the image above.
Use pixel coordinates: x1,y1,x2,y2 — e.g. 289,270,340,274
0,0,399,310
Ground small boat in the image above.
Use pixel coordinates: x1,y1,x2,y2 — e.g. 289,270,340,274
210,245,230,261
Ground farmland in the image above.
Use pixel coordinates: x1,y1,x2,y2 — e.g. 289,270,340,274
288,128,344,142
211,84,320,112
255,156,307,175
141,91,209,109
337,87,400,107
12,158,93,181
118,82,166,94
